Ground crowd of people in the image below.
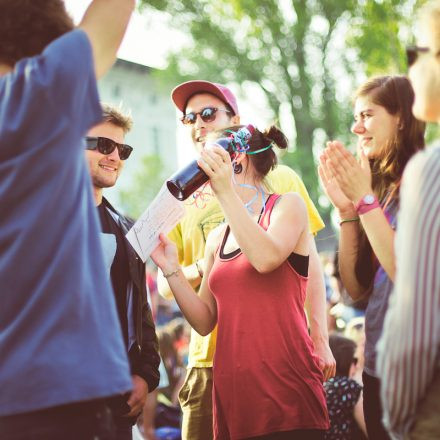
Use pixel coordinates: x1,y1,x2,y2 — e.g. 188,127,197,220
1,0,440,439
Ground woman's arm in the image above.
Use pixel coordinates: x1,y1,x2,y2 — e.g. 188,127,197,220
324,141,396,281
319,147,367,299
157,262,202,301
198,146,309,273
219,191,309,273
359,209,395,280
338,213,366,300
151,232,219,336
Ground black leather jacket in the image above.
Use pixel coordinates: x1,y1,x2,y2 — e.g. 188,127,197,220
102,197,160,393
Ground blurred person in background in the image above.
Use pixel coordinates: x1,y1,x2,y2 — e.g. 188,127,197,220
141,320,188,440
325,334,367,440
345,317,366,385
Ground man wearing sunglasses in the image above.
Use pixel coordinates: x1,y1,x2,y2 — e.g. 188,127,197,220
157,80,335,440
85,104,160,440
0,1,135,439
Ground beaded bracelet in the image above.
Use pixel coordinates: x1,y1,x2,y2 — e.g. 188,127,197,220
339,217,360,226
163,268,180,279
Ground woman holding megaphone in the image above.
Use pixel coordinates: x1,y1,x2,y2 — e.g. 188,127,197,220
152,124,329,440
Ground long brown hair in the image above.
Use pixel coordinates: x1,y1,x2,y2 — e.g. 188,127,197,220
353,76,425,291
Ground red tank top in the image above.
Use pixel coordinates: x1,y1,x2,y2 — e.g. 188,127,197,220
208,194,329,439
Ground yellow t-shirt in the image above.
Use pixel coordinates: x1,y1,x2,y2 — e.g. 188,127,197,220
168,164,324,367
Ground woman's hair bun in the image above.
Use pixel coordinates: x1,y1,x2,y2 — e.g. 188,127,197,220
262,125,288,150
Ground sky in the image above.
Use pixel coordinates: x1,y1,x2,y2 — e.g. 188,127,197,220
63,0,177,68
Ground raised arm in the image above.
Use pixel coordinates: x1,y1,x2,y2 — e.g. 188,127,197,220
319,147,366,299
198,145,309,272
324,141,396,280
221,190,309,272
78,0,135,79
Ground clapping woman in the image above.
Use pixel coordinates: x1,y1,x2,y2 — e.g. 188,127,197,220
318,75,425,439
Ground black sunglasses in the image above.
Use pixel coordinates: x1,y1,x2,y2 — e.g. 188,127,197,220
406,45,431,67
85,136,133,160
180,107,231,125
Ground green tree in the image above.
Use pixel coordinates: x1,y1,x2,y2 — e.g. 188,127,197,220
347,0,429,76
348,0,440,143
118,153,167,218
139,0,421,218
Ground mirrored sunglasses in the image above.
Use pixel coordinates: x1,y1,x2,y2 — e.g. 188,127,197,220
180,107,231,125
85,136,133,160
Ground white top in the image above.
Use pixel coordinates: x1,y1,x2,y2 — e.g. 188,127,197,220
376,144,440,439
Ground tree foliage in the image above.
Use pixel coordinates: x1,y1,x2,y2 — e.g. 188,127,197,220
118,154,168,218
139,0,423,217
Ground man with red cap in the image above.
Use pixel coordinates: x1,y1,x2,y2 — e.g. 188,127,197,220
158,80,335,440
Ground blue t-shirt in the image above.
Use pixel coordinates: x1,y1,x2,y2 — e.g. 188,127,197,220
0,30,132,416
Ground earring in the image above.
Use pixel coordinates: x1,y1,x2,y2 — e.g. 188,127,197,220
233,162,243,174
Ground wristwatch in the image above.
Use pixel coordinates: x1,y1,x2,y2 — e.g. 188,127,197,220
355,194,380,215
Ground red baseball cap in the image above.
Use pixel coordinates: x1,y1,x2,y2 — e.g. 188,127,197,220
171,80,239,115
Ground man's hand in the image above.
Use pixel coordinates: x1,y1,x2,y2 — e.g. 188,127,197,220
125,374,149,418
314,339,336,381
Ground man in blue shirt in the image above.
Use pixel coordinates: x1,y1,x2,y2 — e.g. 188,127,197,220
0,1,135,438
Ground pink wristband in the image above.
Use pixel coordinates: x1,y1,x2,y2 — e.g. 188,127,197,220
355,194,380,215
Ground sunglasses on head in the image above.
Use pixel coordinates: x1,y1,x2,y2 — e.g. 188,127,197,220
85,136,133,160
180,107,231,125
